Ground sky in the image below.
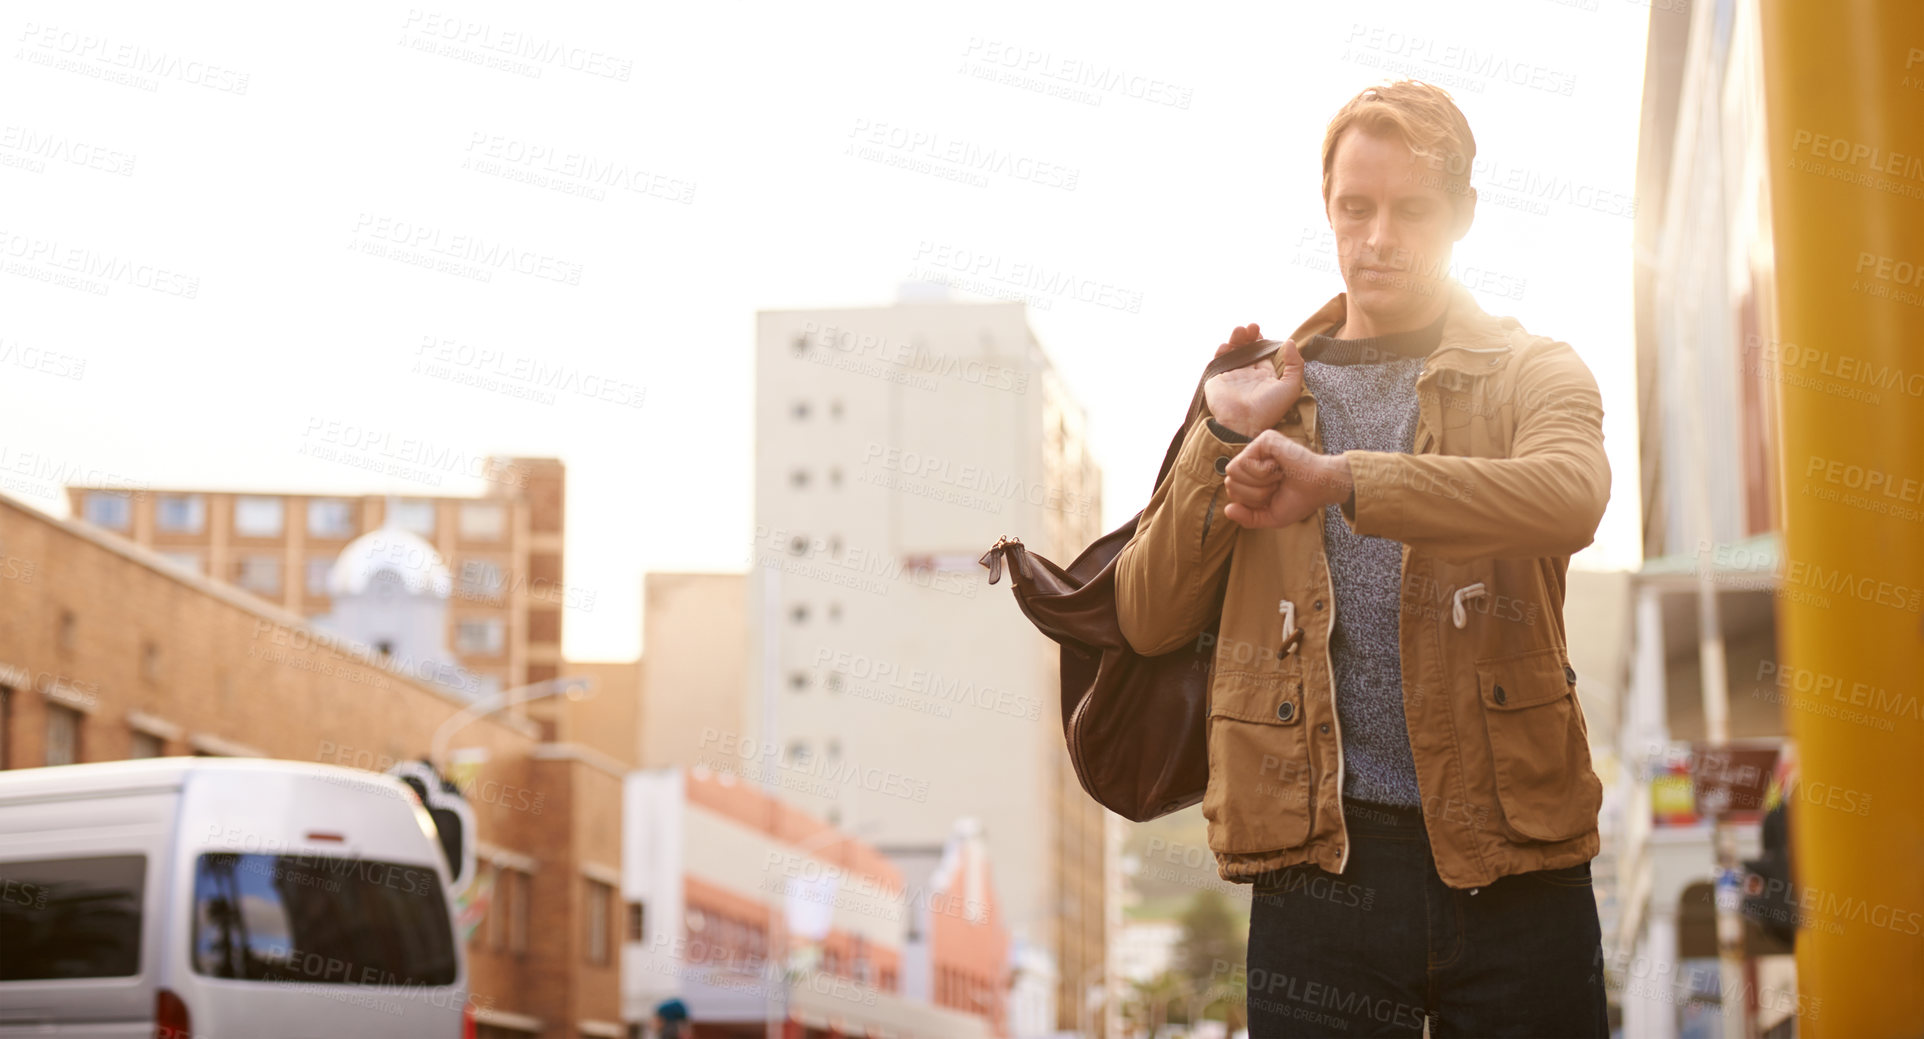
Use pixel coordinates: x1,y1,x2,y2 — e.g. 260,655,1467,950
1,0,1655,662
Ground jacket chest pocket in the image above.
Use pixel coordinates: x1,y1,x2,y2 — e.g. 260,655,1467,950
1475,648,1602,843
1202,671,1314,854
1429,370,1512,455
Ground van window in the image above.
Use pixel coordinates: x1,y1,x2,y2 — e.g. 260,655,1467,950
191,853,455,986
0,855,145,980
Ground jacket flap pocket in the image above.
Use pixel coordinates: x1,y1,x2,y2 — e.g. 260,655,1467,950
1210,671,1304,725
1476,648,1573,711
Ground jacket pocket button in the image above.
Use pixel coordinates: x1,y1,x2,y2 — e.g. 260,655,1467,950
1276,701,1296,722
1564,665,1577,684
1214,455,1230,475
1319,723,1331,734
1493,685,1507,706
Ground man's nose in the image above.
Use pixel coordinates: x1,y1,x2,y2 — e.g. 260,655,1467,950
1364,213,1396,264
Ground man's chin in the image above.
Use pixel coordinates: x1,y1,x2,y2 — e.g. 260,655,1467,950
1344,281,1419,312
1337,288,1440,336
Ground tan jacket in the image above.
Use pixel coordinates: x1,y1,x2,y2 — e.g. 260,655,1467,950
1116,283,1610,889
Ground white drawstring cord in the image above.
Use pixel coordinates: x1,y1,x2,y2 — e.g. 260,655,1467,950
1451,583,1487,629
1278,599,1301,656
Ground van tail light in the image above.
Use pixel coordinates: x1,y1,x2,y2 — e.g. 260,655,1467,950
462,999,477,1039
155,988,191,1039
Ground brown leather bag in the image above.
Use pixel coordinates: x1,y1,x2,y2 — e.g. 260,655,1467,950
979,337,1284,822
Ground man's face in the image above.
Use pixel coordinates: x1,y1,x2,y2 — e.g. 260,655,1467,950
1325,128,1469,324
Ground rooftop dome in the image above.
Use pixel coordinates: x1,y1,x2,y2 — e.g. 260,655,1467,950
328,527,453,599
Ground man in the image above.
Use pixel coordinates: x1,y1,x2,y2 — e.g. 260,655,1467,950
1116,80,1610,1036
652,998,689,1039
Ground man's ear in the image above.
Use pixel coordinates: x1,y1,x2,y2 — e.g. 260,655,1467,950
1451,188,1478,242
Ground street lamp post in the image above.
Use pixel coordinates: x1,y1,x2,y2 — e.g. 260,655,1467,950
430,676,596,770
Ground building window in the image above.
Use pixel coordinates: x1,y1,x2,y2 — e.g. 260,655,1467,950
790,603,808,624
791,400,810,420
129,728,163,759
308,498,355,538
82,492,131,531
57,610,76,651
155,494,205,534
233,496,284,537
509,869,530,954
158,550,204,575
787,535,809,556
824,672,843,692
305,556,335,596
627,902,646,943
46,704,81,765
459,502,506,541
830,398,843,419
390,499,437,536
789,671,808,692
140,642,160,683
459,560,506,601
828,467,843,488
235,555,282,596
790,468,810,489
586,880,612,966
787,741,810,767
828,601,842,622
455,618,505,656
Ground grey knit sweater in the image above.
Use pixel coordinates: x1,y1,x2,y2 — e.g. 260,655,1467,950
1300,312,1446,807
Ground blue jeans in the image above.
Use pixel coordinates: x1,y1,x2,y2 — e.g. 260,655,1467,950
1242,799,1607,1037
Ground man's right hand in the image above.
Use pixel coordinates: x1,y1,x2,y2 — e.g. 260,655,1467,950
1203,324,1304,439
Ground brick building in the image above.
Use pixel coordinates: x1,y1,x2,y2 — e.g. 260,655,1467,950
64,456,571,708
623,768,1004,1038
0,490,622,1039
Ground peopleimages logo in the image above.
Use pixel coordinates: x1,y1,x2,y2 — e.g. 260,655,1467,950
908,241,1144,314
0,228,200,298
349,213,583,286
958,38,1194,109
15,22,252,94
797,320,1029,394
860,442,1097,517
398,9,634,81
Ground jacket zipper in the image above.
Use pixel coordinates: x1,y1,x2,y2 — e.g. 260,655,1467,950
1306,403,1349,874
1322,553,1346,873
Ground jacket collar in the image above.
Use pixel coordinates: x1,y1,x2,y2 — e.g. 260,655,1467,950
1285,280,1517,378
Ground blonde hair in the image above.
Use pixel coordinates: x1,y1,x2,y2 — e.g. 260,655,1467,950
1321,80,1477,206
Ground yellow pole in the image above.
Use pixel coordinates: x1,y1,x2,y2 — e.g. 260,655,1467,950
1759,3,1924,1035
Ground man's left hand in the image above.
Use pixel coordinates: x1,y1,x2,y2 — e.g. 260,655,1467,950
1223,431,1355,528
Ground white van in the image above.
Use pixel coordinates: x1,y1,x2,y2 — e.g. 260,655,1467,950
0,758,470,1038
